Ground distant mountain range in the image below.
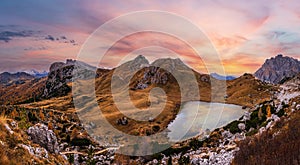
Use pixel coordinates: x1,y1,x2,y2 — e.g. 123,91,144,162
210,73,236,80
0,70,47,84
0,70,48,86
254,54,300,84
2,54,299,86
0,72,35,85
24,69,48,78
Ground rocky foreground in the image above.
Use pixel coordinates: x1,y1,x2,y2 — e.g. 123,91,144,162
1,93,298,165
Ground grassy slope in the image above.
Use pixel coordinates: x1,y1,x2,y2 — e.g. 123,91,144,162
233,96,300,165
1,71,276,138
0,115,67,165
0,77,46,105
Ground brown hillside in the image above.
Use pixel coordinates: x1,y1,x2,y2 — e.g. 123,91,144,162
0,58,278,143
233,96,300,165
0,77,46,105
226,73,277,107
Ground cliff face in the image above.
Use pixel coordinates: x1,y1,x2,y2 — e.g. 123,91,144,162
43,59,96,98
254,54,300,84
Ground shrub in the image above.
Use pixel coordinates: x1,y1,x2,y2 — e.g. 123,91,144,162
11,109,19,120
282,102,289,108
161,146,189,157
39,109,45,121
233,111,300,164
189,138,203,150
178,155,190,165
250,110,259,120
167,156,172,165
224,120,241,134
6,134,18,148
245,129,258,136
276,108,285,117
70,138,91,146
247,108,267,129
28,111,38,122
18,108,30,129
152,125,160,133
67,154,74,164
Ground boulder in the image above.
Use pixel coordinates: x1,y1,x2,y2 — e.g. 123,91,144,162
296,104,300,110
221,130,233,139
27,123,59,153
116,117,128,125
238,123,246,131
271,114,280,122
259,127,266,135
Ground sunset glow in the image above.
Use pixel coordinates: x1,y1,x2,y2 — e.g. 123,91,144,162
1,0,300,76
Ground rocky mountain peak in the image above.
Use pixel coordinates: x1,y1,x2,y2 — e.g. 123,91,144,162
254,54,300,84
133,55,149,64
114,55,149,77
49,62,65,72
151,57,190,71
43,59,96,98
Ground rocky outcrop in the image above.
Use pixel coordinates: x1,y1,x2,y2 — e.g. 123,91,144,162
19,144,49,159
134,66,169,89
130,56,194,90
27,123,59,153
254,54,300,84
43,59,96,98
276,72,300,104
282,72,300,89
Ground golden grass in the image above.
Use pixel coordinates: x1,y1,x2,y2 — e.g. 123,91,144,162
0,116,68,165
0,77,46,105
0,113,8,125
0,68,276,156
17,70,276,147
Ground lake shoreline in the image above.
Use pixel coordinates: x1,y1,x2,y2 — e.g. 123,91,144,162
167,101,245,142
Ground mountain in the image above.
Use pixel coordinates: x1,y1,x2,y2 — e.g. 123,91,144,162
43,59,97,98
0,55,284,164
151,57,190,71
0,72,34,85
0,56,276,106
112,55,149,81
254,54,300,84
210,73,236,80
24,69,48,78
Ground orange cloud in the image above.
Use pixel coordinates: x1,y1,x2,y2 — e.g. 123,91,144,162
222,53,263,75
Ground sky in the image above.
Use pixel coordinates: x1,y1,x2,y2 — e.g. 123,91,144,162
1,0,300,75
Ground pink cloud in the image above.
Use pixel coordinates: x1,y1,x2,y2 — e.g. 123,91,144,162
2,0,300,74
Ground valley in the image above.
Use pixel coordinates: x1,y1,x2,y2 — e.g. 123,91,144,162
0,54,299,164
